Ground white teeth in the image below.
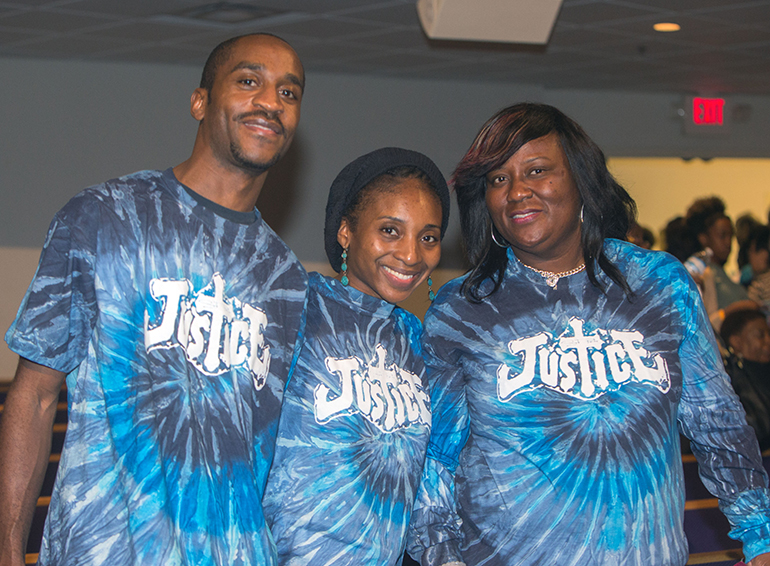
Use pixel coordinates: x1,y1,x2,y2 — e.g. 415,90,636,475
383,266,416,281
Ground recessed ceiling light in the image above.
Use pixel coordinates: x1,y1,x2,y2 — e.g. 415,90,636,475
654,22,681,32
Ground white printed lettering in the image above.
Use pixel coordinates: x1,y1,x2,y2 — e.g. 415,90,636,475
144,273,271,391
315,344,431,433
496,317,671,401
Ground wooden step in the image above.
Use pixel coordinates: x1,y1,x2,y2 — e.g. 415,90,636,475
686,548,743,564
685,498,720,511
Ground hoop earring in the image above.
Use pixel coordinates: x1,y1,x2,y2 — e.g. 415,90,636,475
490,224,510,248
427,275,436,301
341,248,349,286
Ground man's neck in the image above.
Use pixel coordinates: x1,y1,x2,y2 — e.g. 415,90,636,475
172,157,268,213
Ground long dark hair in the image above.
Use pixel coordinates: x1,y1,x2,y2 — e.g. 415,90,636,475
453,102,637,302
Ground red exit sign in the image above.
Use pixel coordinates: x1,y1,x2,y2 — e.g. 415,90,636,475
684,96,730,135
692,97,725,125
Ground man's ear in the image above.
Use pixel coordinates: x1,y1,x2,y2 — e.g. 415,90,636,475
697,232,709,249
337,218,351,250
190,88,208,121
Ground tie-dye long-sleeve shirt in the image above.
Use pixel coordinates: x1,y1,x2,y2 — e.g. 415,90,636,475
408,239,770,566
264,272,431,566
5,169,308,566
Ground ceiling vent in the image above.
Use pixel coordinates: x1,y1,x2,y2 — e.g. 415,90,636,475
417,0,563,44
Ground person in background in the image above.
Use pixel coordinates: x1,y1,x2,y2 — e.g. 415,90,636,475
264,148,450,566
408,102,770,566
0,33,307,566
684,197,750,306
683,197,756,329
737,214,763,286
721,309,770,450
627,221,655,250
747,225,770,313
664,215,700,263
641,225,655,249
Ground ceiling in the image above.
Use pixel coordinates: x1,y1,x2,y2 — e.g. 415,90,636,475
2,0,770,95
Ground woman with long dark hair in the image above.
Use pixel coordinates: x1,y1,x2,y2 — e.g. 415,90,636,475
408,103,770,566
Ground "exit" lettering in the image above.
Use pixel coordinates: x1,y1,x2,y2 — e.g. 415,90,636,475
692,97,725,126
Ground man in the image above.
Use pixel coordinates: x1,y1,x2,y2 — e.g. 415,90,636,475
0,33,308,566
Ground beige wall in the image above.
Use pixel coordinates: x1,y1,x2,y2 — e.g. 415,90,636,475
608,157,770,249
609,157,770,282
0,248,41,381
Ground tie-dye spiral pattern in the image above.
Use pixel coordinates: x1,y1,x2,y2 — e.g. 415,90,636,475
6,169,308,565
408,240,770,566
264,273,431,566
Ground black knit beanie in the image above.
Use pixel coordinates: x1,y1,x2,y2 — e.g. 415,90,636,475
324,147,450,272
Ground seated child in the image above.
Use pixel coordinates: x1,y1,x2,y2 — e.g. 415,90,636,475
721,308,770,450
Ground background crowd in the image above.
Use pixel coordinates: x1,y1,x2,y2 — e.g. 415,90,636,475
654,197,770,450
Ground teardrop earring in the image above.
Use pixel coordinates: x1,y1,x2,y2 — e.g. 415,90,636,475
427,275,436,301
341,248,349,286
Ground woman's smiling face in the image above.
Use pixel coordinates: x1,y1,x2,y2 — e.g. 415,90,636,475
485,132,583,271
337,178,442,304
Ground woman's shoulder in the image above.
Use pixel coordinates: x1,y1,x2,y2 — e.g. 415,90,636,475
308,271,333,289
424,271,503,337
604,238,688,277
427,272,472,313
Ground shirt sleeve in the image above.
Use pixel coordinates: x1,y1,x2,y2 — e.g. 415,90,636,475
5,208,98,373
683,254,706,280
675,264,770,561
408,302,470,566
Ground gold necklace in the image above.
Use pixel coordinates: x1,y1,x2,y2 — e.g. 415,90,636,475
517,258,586,289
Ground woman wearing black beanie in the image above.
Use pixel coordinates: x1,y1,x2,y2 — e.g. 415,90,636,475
263,147,450,565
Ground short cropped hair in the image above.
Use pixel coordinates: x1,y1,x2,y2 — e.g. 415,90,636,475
199,33,302,92
721,308,766,347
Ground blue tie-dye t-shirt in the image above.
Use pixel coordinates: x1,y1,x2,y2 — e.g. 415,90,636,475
5,169,308,566
264,272,431,566
408,240,770,566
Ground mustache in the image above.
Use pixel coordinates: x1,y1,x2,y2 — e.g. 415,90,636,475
234,110,285,136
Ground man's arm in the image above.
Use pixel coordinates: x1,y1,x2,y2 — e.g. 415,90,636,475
0,358,66,566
